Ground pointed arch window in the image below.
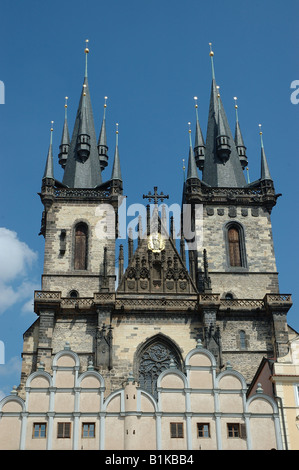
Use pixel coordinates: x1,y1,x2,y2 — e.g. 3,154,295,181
137,337,182,400
74,223,88,270
226,223,247,269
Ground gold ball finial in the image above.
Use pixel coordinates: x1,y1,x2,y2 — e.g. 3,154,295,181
116,122,119,134
65,96,68,108
50,120,54,131
209,42,214,56
259,123,262,135
85,39,89,54
104,96,108,108
182,158,185,171
234,96,238,109
194,96,198,108
188,121,191,133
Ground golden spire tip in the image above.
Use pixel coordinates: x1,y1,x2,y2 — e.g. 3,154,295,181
85,39,89,53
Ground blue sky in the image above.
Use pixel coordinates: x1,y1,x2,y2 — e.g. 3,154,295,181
0,0,298,398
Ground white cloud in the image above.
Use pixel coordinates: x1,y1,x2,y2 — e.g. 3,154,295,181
0,228,38,314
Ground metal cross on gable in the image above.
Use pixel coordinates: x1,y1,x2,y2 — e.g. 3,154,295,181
143,186,169,205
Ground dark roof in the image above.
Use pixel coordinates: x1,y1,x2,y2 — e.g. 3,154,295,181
62,77,102,188
202,79,247,188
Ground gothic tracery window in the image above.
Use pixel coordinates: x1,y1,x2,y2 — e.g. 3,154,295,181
138,338,181,400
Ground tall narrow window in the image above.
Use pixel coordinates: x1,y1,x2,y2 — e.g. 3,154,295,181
228,226,241,267
239,330,246,350
74,223,88,270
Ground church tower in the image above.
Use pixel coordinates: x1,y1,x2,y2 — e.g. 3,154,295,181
183,44,292,373
19,43,293,402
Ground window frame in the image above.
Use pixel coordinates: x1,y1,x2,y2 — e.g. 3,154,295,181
57,422,71,439
73,222,89,271
224,222,247,271
197,423,210,438
82,422,96,439
170,422,184,439
33,422,47,439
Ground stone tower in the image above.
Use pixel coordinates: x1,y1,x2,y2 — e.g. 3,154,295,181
19,44,292,400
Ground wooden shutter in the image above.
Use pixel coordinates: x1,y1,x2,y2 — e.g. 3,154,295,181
228,227,241,267
74,224,87,270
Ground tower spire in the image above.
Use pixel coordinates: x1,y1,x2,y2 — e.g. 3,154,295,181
193,97,205,171
233,97,248,169
43,121,55,181
202,44,246,188
259,124,272,181
58,97,70,169
62,41,102,188
98,96,109,171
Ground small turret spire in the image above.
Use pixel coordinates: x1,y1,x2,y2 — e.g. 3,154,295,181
58,97,70,169
193,97,205,171
98,96,109,171
111,123,123,194
186,122,199,181
233,97,248,169
259,124,272,180
43,121,55,180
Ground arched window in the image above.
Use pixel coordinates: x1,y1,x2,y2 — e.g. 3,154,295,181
226,223,247,268
137,336,182,399
74,223,88,270
239,330,247,350
228,226,241,266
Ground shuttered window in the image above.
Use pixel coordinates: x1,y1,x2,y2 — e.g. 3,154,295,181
228,227,241,267
170,422,184,438
74,223,88,270
57,422,71,438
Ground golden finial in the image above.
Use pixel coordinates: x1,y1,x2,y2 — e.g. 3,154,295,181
259,123,262,135
85,39,89,54
50,120,54,132
209,42,214,57
64,96,68,108
116,122,119,134
83,84,86,96
104,96,108,108
182,158,185,171
188,121,191,134
194,96,198,108
234,96,238,109
216,85,220,99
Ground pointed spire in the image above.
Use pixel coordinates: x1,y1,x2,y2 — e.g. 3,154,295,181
58,97,70,169
98,96,109,171
62,41,102,188
111,123,122,181
233,97,248,169
193,97,205,170
43,121,55,181
186,123,199,180
202,44,246,187
110,123,123,195
259,124,272,180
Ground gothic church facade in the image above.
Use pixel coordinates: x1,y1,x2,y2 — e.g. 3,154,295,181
0,44,293,450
